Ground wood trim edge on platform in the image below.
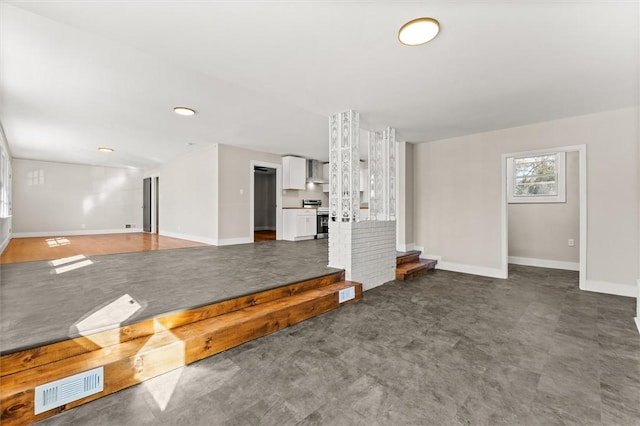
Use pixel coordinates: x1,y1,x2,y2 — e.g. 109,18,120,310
0,280,362,426
0,271,345,375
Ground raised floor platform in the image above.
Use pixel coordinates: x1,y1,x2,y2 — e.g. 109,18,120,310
1,239,338,355
1,269,362,425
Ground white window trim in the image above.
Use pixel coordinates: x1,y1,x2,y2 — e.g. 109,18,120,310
507,151,566,204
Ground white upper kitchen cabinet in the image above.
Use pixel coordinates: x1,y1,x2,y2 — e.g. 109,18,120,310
282,156,306,190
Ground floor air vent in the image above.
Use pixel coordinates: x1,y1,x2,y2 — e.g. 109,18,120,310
34,367,104,415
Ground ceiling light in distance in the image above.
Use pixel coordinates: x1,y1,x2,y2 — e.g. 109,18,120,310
173,106,196,116
98,147,114,153
398,17,440,46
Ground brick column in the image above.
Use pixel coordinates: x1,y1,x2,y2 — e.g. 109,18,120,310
328,111,397,290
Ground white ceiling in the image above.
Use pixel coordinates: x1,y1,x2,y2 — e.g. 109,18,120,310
1,1,638,169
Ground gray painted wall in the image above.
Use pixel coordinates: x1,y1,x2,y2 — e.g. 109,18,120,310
413,107,638,293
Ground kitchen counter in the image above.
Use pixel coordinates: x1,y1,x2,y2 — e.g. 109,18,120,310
282,207,318,210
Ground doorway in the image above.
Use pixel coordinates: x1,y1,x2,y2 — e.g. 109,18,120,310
250,160,283,242
501,145,587,288
143,177,151,232
143,176,160,234
252,166,276,242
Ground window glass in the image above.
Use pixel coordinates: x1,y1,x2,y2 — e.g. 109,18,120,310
507,152,566,204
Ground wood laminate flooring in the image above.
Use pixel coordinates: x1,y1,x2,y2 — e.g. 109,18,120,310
254,230,276,242
0,233,207,264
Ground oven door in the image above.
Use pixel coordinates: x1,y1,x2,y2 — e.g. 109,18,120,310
316,213,329,238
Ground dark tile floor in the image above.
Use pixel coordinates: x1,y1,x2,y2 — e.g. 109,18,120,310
34,264,640,425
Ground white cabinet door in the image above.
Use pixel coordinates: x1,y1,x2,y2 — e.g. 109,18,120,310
295,215,307,236
305,215,317,236
283,209,316,241
282,156,306,189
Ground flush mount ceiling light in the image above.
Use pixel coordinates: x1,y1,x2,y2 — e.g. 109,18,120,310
98,147,114,153
173,106,196,116
398,17,440,46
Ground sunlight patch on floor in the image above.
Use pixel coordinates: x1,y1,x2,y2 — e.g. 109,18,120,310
46,237,70,247
73,294,143,337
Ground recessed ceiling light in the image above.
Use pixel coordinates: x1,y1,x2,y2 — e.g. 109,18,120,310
173,106,196,116
98,147,114,153
398,17,440,46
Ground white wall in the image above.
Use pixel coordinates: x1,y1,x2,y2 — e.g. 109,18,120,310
152,144,218,244
413,107,639,296
0,125,12,252
396,142,414,251
508,151,580,266
11,159,143,236
151,144,326,244
218,144,283,242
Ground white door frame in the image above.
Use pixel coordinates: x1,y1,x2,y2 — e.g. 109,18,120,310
501,144,587,289
249,160,282,241
149,173,160,234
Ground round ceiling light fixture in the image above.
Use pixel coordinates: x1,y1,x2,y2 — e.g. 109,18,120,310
398,17,440,46
173,106,196,116
98,147,114,153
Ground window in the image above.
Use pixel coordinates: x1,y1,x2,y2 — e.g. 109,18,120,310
507,152,566,203
0,150,9,217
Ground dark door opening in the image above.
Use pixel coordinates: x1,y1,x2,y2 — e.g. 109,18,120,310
253,166,276,242
143,177,151,232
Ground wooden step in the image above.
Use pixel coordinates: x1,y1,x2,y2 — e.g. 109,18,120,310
0,275,361,425
396,251,421,266
1,270,345,376
396,259,437,281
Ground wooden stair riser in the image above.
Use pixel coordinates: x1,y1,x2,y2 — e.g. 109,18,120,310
396,259,437,280
1,271,345,377
1,281,362,426
396,253,420,266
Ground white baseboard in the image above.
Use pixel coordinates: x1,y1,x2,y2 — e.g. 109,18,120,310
217,237,253,246
159,230,217,245
582,279,636,298
396,243,415,252
0,234,10,254
413,249,505,279
12,228,143,238
422,254,442,262
508,256,579,271
435,261,507,279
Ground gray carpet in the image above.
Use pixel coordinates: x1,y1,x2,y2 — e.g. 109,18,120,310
35,265,640,425
0,239,339,353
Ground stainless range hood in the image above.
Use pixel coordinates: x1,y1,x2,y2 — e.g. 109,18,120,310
306,159,327,184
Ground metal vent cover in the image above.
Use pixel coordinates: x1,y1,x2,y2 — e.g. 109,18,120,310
34,367,104,415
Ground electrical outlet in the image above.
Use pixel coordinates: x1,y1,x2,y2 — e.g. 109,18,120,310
568,239,575,247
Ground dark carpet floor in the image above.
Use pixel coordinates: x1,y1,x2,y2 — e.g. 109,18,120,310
35,265,640,425
0,239,338,353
